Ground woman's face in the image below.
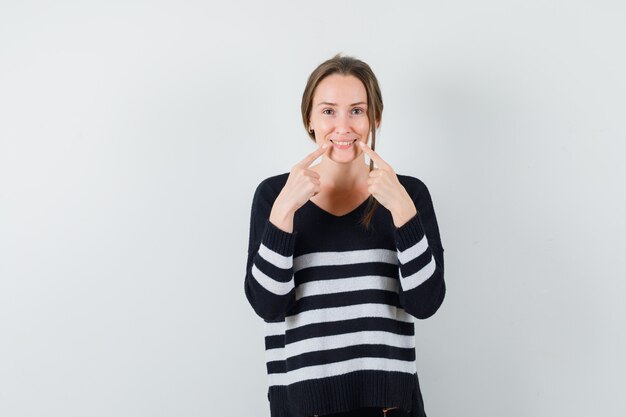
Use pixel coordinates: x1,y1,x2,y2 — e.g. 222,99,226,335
309,73,373,164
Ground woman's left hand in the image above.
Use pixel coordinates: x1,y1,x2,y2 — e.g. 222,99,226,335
358,141,418,227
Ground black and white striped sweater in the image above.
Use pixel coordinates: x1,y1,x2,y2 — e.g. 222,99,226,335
244,172,445,417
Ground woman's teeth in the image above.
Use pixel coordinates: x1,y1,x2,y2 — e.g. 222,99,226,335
331,139,356,148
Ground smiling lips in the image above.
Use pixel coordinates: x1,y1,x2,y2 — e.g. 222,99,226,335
330,139,357,150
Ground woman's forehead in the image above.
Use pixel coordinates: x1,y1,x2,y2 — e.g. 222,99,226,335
313,74,367,105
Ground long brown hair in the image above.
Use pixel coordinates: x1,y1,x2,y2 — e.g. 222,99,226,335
301,53,384,231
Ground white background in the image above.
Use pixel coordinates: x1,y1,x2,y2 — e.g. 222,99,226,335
1,1,625,416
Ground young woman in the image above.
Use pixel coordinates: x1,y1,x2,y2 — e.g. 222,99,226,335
245,54,446,417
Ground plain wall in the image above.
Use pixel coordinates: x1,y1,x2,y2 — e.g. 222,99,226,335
1,1,625,416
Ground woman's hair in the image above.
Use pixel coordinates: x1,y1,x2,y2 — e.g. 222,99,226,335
301,53,384,231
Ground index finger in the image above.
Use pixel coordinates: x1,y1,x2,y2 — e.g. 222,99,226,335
358,141,389,168
299,143,330,167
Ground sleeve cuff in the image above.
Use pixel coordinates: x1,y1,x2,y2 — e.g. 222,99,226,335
394,212,427,251
262,219,297,256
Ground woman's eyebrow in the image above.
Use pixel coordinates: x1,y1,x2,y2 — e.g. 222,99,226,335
316,101,367,107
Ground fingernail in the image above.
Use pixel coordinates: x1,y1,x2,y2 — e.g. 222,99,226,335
358,141,364,146
322,144,328,149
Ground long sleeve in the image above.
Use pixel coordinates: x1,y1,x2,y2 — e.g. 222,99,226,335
393,178,446,319
244,178,298,321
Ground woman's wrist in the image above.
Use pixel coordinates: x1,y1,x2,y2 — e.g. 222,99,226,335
390,197,418,228
269,199,296,233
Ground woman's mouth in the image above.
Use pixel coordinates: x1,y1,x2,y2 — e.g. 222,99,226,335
330,139,357,150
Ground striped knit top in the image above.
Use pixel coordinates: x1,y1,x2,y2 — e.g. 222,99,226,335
244,172,445,417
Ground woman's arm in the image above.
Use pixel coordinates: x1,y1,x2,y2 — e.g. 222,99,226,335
393,177,446,319
244,178,298,321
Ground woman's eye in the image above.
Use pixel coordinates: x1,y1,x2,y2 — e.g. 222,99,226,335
353,108,364,115
322,109,334,115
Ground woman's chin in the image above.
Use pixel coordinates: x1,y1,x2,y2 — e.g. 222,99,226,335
329,152,359,164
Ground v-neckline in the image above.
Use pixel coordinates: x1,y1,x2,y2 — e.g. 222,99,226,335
306,196,370,219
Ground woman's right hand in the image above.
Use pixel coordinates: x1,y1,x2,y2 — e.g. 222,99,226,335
269,143,330,232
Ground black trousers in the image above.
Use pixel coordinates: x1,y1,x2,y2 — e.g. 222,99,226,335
311,407,410,417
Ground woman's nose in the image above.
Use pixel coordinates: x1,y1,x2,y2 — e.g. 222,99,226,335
334,114,352,134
